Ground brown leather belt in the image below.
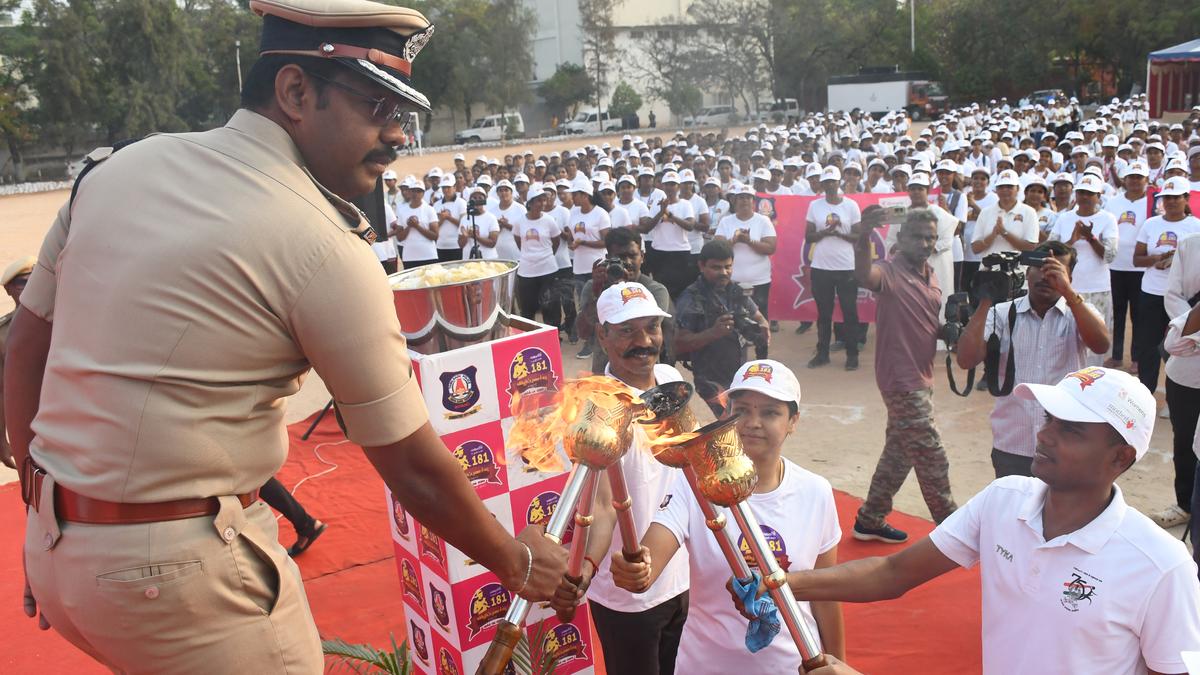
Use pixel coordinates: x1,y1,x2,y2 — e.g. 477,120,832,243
23,461,258,525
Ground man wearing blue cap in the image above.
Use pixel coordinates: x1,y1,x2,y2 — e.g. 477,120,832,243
5,1,566,670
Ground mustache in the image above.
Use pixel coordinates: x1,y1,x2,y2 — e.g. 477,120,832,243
364,146,399,165
623,347,657,359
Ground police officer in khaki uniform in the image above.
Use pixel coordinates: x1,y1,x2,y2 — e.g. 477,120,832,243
0,256,34,470
4,1,566,671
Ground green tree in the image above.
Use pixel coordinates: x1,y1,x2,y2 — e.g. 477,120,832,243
608,81,643,119
537,62,594,121
578,0,621,116
664,82,702,120
478,0,535,116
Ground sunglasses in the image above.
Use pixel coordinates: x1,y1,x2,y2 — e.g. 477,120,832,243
306,71,416,133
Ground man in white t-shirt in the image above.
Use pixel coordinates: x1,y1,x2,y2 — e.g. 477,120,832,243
1048,175,1118,358
550,281,689,675
783,367,1200,675
434,174,467,262
806,165,863,370
971,170,1039,258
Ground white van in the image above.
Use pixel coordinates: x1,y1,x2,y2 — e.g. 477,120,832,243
454,113,525,144
684,104,738,127
755,98,801,123
561,109,623,134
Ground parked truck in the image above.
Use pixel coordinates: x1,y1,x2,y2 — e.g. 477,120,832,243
827,67,948,120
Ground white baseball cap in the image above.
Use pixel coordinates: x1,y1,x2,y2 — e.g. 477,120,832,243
382,170,397,180
596,282,671,325
1074,175,1105,194
571,176,593,195
994,169,1021,187
820,166,841,182
439,174,456,188
908,172,931,187
1015,367,1155,460
1160,176,1192,197
725,359,801,405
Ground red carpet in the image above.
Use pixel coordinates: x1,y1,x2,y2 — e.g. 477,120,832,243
0,413,981,674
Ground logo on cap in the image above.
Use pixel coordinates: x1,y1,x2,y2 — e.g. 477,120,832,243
743,363,774,383
440,366,481,419
620,285,648,304
453,440,502,487
1067,366,1105,390
466,582,512,638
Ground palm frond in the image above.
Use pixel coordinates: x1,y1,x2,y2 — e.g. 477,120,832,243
322,635,411,675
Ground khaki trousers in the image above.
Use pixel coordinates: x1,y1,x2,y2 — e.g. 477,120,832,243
24,475,323,674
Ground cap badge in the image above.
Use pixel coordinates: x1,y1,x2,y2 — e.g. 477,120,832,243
743,363,773,382
619,286,647,304
403,25,435,62
1067,366,1105,390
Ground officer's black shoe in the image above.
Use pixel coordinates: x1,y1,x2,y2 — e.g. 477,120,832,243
852,519,908,544
794,321,812,335
830,340,845,352
845,353,859,371
807,353,830,369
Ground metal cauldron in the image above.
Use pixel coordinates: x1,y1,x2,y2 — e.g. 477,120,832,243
388,259,518,354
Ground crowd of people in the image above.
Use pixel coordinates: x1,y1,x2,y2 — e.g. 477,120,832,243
375,94,1200,673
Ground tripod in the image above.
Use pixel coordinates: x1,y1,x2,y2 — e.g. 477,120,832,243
301,399,335,441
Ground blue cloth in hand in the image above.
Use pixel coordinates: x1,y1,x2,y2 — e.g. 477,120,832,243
731,571,781,653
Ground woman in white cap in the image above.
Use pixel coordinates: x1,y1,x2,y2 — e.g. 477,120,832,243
610,359,845,674
513,187,564,326
1133,176,1200,393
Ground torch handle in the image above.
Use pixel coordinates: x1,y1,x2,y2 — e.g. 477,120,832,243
483,463,593,675
683,466,754,581
557,470,601,623
729,502,826,670
475,620,524,675
605,461,641,559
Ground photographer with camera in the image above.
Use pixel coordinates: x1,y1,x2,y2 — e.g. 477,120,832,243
955,241,1111,478
576,227,674,373
674,239,769,417
456,187,500,259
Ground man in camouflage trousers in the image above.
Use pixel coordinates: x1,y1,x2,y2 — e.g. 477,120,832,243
850,207,958,544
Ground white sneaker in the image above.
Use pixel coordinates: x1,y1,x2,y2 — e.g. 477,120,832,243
1149,504,1190,529
1159,404,1170,419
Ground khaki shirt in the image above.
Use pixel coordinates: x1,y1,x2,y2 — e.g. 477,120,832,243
23,110,428,502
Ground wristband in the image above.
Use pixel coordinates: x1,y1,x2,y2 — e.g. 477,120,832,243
512,542,533,595
584,555,599,576
1066,292,1084,308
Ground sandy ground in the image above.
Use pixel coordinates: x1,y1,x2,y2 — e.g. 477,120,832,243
0,127,1188,544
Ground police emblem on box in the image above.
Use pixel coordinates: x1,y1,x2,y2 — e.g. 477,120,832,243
410,620,430,665
466,581,512,638
440,366,481,420
453,440,502,487
738,525,792,571
401,558,424,610
543,623,588,665
437,647,460,675
430,583,451,629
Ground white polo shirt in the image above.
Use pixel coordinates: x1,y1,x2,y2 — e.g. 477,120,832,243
930,476,1200,675
971,202,1040,257
587,364,690,613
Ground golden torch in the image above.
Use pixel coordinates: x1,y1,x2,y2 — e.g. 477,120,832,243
650,415,829,673
477,380,689,675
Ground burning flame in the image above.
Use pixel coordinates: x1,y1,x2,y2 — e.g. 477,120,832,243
507,375,641,472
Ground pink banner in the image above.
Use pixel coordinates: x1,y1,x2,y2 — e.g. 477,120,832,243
763,193,908,322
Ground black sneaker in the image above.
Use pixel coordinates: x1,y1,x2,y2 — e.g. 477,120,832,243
845,353,859,371
770,320,780,333
576,344,593,360
830,340,845,352
807,354,830,369
853,520,908,544
794,322,812,335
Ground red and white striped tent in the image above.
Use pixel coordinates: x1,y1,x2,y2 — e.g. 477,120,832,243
1148,38,1200,118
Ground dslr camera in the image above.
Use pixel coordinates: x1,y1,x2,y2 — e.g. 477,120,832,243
592,256,632,294
465,200,483,217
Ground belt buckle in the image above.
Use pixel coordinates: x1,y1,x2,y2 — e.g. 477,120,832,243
21,458,46,510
